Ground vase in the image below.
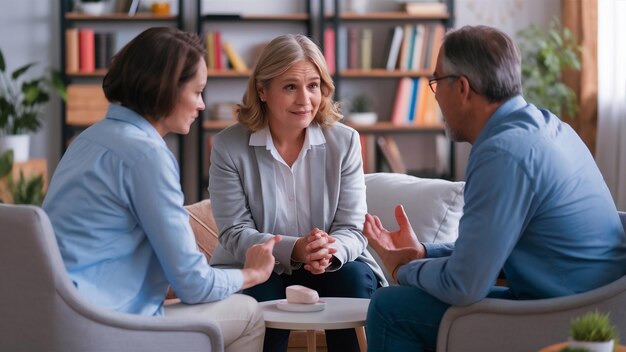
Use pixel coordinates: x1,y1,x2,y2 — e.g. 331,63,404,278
79,1,107,16
568,339,615,352
346,0,368,14
346,112,377,125
0,134,30,162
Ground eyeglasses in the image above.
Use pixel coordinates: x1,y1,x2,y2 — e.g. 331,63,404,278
428,75,460,94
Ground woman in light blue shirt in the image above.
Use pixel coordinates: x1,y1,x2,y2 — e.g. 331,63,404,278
43,27,279,352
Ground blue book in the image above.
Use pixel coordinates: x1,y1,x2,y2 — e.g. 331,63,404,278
407,78,420,123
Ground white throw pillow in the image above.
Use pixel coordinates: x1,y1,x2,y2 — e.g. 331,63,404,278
365,173,465,243
365,173,465,283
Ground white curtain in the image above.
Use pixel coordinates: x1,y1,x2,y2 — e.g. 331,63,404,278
596,0,626,211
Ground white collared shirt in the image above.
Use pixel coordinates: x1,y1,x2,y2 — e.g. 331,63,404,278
249,123,326,238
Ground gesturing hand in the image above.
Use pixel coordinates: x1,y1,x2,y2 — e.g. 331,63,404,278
364,205,421,252
363,205,425,282
242,235,281,289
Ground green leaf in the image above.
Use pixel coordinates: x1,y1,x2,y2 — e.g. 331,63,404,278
0,48,5,72
11,63,35,80
49,70,67,101
0,149,13,178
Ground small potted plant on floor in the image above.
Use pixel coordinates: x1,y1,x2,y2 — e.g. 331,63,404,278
0,47,65,162
346,94,377,125
567,310,617,352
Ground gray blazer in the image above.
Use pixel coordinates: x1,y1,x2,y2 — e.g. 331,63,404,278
208,122,386,286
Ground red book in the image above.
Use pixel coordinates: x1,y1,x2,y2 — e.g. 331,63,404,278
323,28,335,75
79,29,95,73
214,31,222,70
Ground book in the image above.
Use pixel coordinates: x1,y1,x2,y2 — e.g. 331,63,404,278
348,27,359,70
94,32,108,69
78,29,95,73
385,26,403,70
360,28,372,70
390,77,412,125
65,29,79,73
403,2,448,16
377,136,407,174
222,41,248,71
213,31,223,70
398,24,414,70
205,32,214,69
337,26,348,72
323,28,335,74
409,24,425,71
128,0,140,15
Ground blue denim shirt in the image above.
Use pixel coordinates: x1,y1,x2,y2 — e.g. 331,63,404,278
397,96,626,305
43,104,243,316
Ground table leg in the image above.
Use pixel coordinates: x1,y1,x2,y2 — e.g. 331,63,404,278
356,326,367,352
306,330,316,352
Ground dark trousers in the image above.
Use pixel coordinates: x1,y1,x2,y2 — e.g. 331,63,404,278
244,260,379,352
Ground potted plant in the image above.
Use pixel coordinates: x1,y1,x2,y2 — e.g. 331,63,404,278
78,0,108,16
517,18,581,119
567,310,617,352
0,47,65,162
346,94,377,125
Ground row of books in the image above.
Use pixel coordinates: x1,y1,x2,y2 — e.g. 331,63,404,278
390,77,441,126
204,31,248,71
384,23,445,71
65,29,116,73
324,27,373,74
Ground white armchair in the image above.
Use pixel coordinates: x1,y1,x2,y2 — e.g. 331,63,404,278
0,203,223,352
436,212,626,352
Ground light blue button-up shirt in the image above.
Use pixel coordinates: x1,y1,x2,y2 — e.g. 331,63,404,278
43,104,243,316
397,96,626,305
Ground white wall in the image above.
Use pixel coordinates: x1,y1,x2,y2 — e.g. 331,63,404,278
0,0,560,196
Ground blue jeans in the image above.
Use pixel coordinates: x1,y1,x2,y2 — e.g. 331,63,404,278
244,260,379,352
367,285,512,352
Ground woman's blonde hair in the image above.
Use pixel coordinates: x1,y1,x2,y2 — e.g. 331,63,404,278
237,34,342,131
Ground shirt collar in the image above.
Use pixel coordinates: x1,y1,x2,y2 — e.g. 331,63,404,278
472,95,528,149
105,104,166,146
249,122,326,149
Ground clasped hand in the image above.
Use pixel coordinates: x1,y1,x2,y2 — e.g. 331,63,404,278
292,228,337,275
363,204,425,282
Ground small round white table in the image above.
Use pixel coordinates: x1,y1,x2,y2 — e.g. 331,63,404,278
259,297,370,352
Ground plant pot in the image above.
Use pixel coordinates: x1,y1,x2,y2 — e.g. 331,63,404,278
568,339,614,352
347,0,369,14
0,134,30,162
79,2,107,16
346,112,377,125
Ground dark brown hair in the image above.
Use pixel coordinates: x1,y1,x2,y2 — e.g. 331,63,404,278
103,27,204,120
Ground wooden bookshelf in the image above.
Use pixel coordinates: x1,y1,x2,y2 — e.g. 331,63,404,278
65,12,177,21
330,12,449,21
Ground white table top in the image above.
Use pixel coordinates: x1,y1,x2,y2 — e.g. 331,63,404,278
259,297,370,330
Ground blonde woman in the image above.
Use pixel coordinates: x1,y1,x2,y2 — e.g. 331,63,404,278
209,34,386,352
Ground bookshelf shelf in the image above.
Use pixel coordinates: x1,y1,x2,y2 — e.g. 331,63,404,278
327,12,449,21
203,14,310,21
65,12,178,21
339,69,433,78
346,122,445,134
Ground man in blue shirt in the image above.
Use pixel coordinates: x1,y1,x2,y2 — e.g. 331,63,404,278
363,25,626,352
